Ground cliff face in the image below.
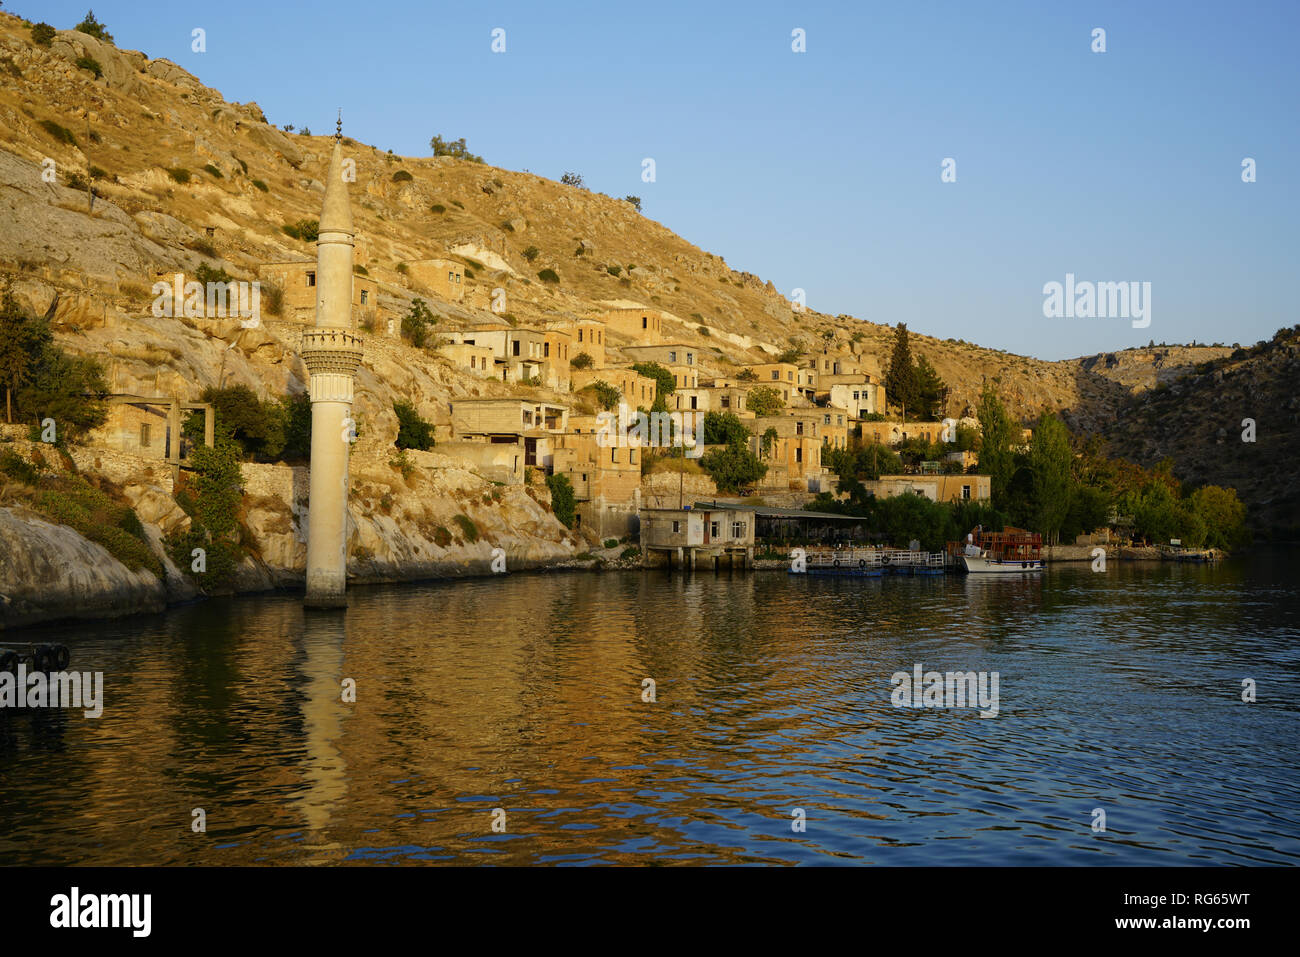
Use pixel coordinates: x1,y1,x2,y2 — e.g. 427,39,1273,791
0,507,168,629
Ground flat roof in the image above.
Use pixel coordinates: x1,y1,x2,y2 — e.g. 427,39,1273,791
692,501,864,521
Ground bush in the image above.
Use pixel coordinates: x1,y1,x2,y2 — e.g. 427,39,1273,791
624,195,642,212
0,449,40,485
606,265,622,277
537,268,559,284
603,538,619,549
747,386,785,417
39,120,78,147
393,399,435,450
453,514,479,542
166,167,191,184
560,172,585,188
545,473,576,528
75,56,103,78
430,203,446,214
261,280,283,317
282,219,319,242
203,163,222,178
522,246,540,263
583,380,621,411
396,262,409,275
392,170,413,182
700,444,767,493
570,352,593,370
429,135,483,162
400,297,436,348
251,179,269,192
31,23,56,46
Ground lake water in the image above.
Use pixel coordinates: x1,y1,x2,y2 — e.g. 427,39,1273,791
2,551,1298,865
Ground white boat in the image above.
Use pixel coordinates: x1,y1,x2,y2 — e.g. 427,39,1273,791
950,527,1045,574
960,553,1045,574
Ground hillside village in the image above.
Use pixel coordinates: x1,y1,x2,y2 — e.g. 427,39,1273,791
0,9,1290,626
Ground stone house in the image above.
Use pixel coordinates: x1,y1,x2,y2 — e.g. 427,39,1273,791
404,258,465,303
257,259,379,327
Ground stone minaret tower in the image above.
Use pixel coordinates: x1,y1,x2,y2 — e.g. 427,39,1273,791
302,117,364,608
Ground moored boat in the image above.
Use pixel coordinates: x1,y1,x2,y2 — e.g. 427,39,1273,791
947,527,1044,574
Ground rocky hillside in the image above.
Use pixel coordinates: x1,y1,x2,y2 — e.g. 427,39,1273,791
0,1,1290,630
1102,330,1300,537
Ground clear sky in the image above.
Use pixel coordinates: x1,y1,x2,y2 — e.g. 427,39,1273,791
26,0,1300,360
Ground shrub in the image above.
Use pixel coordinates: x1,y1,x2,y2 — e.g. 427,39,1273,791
189,238,216,258
88,165,108,180
560,172,585,188
606,265,622,277
583,380,621,411
400,297,436,348
522,246,540,263
545,473,576,528
396,262,409,275
0,449,40,485
620,545,641,560
75,11,114,43
432,525,452,547
393,399,434,450
75,56,103,78
624,195,642,212
537,268,559,284
392,169,413,182
698,325,710,336
166,167,191,184
251,179,268,192
31,23,56,46
39,120,78,147
203,163,222,178
570,352,593,370
747,386,785,416
603,538,619,549
430,203,446,214
429,135,483,162
453,514,479,542
261,280,283,317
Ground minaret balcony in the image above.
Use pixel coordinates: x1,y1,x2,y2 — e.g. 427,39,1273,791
301,327,365,376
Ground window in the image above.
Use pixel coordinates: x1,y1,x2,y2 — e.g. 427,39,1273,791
796,422,804,436
823,415,831,425
544,342,550,358
642,317,648,329
962,485,971,500
306,271,316,286
513,340,521,356
770,370,779,380
671,520,680,533
360,290,369,305
140,423,151,447
731,521,746,538
204,226,215,238
787,371,793,380
449,271,457,283
611,448,618,464
578,330,584,342
669,351,677,362
687,354,694,365
711,521,720,538
796,447,803,463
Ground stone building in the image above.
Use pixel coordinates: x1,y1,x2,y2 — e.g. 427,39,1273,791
599,307,667,344
403,258,465,303
259,259,379,328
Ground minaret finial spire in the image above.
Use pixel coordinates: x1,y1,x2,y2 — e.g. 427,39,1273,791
336,109,342,141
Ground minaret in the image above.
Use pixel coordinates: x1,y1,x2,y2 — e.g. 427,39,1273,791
302,115,364,608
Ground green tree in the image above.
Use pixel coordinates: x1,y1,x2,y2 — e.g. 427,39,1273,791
703,411,751,447
0,279,52,423
1190,485,1247,549
429,135,483,162
976,384,1017,505
1028,410,1073,543
631,362,676,405
913,353,949,419
401,297,436,348
546,472,576,528
393,399,435,450
570,351,594,370
700,443,767,493
197,385,286,461
16,345,107,441
736,367,758,382
747,385,784,417
74,10,113,43
584,380,621,412
885,322,919,415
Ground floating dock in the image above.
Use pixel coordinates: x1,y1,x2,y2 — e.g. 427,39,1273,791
795,547,949,576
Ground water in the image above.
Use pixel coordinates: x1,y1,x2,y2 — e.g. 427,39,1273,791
2,551,1298,865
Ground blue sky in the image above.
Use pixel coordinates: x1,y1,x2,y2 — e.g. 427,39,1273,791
27,0,1300,360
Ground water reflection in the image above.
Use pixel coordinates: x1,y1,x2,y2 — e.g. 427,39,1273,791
0,551,1297,865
